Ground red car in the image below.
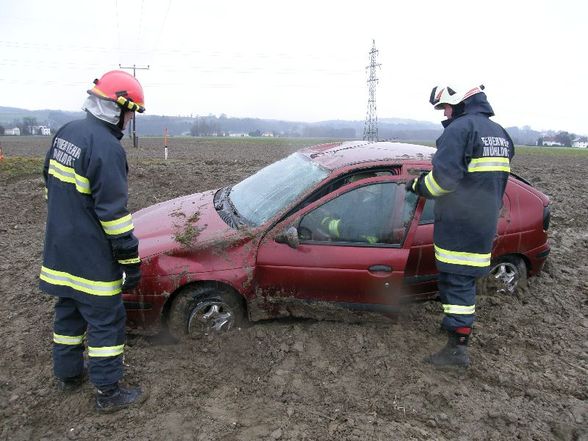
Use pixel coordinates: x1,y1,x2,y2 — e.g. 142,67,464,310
125,141,550,336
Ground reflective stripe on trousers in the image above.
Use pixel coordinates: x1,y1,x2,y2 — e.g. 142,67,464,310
443,304,475,315
88,345,125,358
52,296,126,387
53,332,85,345
434,245,491,268
438,272,476,331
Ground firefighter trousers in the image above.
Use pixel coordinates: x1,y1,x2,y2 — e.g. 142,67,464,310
53,296,126,388
438,271,476,331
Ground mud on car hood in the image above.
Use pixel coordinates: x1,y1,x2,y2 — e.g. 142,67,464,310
133,189,251,259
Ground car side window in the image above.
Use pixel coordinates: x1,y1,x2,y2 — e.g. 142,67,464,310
298,182,416,246
293,169,396,214
419,199,435,225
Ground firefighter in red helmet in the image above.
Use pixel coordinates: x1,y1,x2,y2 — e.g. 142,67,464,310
40,70,147,412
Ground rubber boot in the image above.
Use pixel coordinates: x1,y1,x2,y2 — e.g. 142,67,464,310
424,329,471,368
56,374,85,392
95,384,147,413
56,366,88,392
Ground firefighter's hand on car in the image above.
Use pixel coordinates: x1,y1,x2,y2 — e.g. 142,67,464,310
122,264,141,291
406,172,428,195
405,178,418,193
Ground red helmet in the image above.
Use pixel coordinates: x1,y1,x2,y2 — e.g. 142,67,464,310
88,70,145,113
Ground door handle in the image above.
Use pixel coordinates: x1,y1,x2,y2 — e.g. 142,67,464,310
368,265,392,273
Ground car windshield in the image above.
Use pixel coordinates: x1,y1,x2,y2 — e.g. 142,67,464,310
230,153,329,226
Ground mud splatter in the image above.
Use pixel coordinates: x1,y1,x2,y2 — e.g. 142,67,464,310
171,210,202,248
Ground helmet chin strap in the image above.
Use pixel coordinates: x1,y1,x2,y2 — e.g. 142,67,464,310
117,108,126,130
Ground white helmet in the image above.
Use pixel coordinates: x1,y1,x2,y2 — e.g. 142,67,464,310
429,84,485,109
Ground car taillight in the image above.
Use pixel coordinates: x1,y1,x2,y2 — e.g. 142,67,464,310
543,205,551,231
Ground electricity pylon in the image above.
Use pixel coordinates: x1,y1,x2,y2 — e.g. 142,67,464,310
363,40,381,142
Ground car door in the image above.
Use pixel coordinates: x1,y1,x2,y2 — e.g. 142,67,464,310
254,178,421,313
404,197,437,298
404,193,512,298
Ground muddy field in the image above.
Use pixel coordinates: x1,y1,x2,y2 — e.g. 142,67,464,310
0,136,586,441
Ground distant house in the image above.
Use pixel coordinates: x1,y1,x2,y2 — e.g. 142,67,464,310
34,125,51,136
541,136,563,147
4,127,20,136
572,137,588,148
229,133,250,137
261,132,274,137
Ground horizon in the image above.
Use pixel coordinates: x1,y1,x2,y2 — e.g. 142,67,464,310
1,105,584,137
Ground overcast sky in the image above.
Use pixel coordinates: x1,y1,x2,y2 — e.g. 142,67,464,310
1,0,586,134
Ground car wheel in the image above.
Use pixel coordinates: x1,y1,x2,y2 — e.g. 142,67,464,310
167,284,246,339
479,256,528,295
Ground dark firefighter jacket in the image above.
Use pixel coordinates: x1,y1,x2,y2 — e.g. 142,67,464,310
40,113,139,306
414,93,514,276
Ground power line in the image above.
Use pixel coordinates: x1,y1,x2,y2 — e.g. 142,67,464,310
363,39,381,142
153,0,172,54
115,0,122,58
119,64,149,148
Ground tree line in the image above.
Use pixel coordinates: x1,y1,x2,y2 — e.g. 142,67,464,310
536,131,577,147
2,107,583,145
1,117,43,135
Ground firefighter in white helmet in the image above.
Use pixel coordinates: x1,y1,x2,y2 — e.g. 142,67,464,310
407,85,514,367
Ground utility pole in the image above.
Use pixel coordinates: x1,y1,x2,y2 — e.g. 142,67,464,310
119,64,149,148
363,40,381,142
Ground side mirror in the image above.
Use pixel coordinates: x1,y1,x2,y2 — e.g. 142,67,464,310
275,226,300,249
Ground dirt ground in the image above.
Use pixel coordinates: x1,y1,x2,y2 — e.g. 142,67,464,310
0,136,586,441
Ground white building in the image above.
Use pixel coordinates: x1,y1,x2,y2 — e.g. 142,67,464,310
541,136,563,147
29,125,51,136
572,137,588,148
4,127,20,136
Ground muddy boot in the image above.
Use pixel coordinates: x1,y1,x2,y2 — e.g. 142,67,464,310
56,373,85,392
424,329,470,368
95,384,147,413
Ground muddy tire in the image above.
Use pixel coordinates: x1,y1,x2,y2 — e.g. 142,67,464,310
167,284,246,340
478,255,528,296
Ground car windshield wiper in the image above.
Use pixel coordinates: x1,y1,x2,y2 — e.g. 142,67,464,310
214,186,247,228
214,186,230,210
226,188,252,226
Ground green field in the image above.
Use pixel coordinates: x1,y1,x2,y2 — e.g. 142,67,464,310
516,145,588,155
0,157,44,180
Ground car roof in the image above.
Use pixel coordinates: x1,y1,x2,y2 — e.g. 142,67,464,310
299,140,436,170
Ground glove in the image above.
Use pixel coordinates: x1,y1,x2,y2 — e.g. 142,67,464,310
406,173,428,195
121,264,141,291
111,234,141,291
405,177,418,193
